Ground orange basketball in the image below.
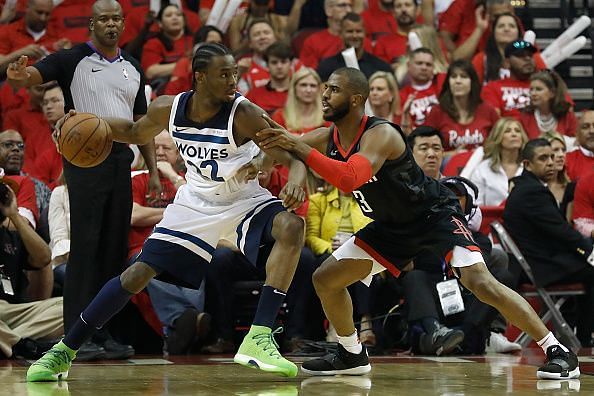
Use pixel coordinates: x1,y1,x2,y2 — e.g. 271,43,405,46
59,113,113,168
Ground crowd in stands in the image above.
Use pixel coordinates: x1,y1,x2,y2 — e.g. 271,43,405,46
1,0,594,361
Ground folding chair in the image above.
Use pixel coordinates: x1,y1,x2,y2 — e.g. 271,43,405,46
490,221,585,350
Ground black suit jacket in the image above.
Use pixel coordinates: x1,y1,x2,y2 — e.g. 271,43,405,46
503,170,593,286
316,51,393,82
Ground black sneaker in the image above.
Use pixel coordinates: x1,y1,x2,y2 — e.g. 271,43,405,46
419,326,464,356
102,338,135,360
301,343,371,376
75,341,107,361
537,345,580,379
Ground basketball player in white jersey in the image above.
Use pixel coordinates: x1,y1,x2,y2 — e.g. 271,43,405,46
27,43,308,382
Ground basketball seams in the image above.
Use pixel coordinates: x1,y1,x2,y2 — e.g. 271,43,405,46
69,117,102,166
60,113,112,167
60,114,96,155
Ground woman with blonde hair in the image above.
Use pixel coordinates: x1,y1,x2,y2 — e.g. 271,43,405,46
469,117,528,206
271,67,329,135
368,71,401,122
542,130,573,218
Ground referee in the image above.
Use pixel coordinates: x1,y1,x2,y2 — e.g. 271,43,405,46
7,0,160,360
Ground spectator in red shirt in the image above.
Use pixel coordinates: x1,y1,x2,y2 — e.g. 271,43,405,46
47,0,93,45
271,67,329,135
399,48,444,132
0,0,70,72
566,110,594,181
246,42,292,115
373,0,418,64
473,13,546,85
573,171,594,239
163,25,224,96
481,39,535,118
31,82,64,190
519,70,577,139
237,19,277,94
361,0,398,40
299,0,353,69
141,4,193,88
425,59,499,154
2,83,53,175
368,71,402,123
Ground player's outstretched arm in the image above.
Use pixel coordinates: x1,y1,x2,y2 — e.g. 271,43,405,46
105,95,174,145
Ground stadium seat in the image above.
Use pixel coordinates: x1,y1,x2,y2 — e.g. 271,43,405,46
490,221,585,350
442,150,473,176
478,205,504,236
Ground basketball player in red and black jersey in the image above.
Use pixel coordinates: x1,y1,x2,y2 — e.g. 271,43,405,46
257,67,580,379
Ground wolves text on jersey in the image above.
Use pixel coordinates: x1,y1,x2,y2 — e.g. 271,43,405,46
175,142,229,160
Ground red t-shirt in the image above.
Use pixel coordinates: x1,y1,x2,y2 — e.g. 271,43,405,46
246,83,288,115
519,111,578,139
48,0,93,44
2,107,53,175
361,8,398,40
164,57,192,95
141,35,193,73
565,149,594,181
373,32,408,64
128,172,178,258
400,75,445,126
572,170,594,222
271,109,331,135
5,174,38,222
438,0,489,50
0,18,61,65
425,102,499,150
30,147,62,190
299,29,373,69
0,85,28,124
481,77,530,119
472,51,548,85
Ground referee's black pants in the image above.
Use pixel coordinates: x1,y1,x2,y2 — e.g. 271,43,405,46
62,146,134,332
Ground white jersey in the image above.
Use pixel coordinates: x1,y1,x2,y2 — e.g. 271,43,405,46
168,91,263,202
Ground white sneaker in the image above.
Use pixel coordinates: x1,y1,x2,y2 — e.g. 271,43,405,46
486,331,522,353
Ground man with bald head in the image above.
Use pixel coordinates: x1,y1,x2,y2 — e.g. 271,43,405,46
0,0,71,72
6,0,160,361
566,110,594,181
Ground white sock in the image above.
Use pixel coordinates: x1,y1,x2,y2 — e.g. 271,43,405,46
537,331,569,353
337,331,362,354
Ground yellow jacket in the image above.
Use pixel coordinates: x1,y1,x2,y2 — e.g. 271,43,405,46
306,187,373,255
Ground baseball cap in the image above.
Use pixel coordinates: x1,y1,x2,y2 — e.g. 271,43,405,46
505,39,537,58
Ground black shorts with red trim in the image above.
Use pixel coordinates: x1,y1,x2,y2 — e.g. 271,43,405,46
353,209,481,274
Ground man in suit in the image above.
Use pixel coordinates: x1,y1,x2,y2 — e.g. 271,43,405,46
504,138,594,347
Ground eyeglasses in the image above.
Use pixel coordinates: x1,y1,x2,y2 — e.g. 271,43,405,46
0,141,25,150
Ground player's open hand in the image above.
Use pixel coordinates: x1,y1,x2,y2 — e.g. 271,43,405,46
257,114,298,151
52,109,77,152
279,181,306,210
6,55,30,81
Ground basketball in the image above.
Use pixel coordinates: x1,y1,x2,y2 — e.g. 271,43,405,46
59,113,113,168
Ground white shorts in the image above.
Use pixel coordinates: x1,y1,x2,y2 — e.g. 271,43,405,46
332,237,485,286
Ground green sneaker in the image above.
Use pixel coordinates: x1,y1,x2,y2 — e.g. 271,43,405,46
234,326,298,377
27,341,76,382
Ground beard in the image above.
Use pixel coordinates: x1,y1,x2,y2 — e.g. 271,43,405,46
323,101,350,122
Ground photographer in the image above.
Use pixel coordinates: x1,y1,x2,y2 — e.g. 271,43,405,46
0,175,62,359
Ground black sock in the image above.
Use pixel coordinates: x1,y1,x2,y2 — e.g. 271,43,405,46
252,285,286,329
421,317,441,334
63,277,133,350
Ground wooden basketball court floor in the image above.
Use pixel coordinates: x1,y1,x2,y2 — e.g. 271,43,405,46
2,350,593,396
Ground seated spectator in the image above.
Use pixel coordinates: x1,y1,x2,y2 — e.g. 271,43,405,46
504,138,594,347
520,70,577,139
368,71,401,123
566,110,594,181
0,174,60,360
408,125,445,179
141,4,193,89
399,48,445,133
0,0,70,73
30,82,64,190
425,60,499,155
228,0,287,53
246,42,292,115
299,0,353,69
317,12,391,82
129,130,210,355
271,67,330,135
372,0,418,64
542,130,573,217
481,39,535,118
469,117,527,206
573,171,594,239
237,19,278,94
472,13,546,85
2,83,54,175
163,25,224,96
361,0,398,40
